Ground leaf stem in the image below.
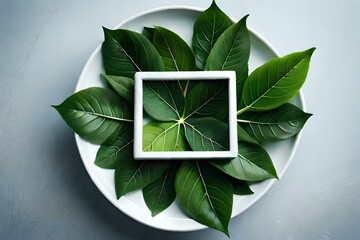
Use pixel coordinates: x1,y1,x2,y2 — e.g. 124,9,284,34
236,106,251,115
183,80,190,97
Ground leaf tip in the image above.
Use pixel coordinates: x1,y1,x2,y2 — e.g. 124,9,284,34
151,210,159,217
51,104,60,111
273,170,279,180
241,14,250,21
307,47,316,56
102,26,114,38
116,191,124,200
222,227,231,238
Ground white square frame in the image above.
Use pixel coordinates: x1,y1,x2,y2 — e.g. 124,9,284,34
134,71,238,160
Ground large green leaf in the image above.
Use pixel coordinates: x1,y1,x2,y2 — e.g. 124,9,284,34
175,161,233,236
153,26,196,72
211,142,278,181
101,27,164,77
205,15,250,100
52,87,131,144
193,0,233,70
102,74,134,103
152,26,196,95
237,103,312,142
143,81,184,121
184,80,228,120
95,125,133,169
184,117,229,151
115,159,169,199
143,162,179,216
238,48,316,113
143,122,187,151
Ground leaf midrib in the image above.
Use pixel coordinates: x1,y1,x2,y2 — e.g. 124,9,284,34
237,152,273,178
55,106,134,122
196,162,217,218
103,139,134,162
152,167,170,213
158,30,180,71
120,161,146,195
112,34,142,72
219,27,239,71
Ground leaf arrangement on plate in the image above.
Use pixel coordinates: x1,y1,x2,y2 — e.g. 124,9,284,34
53,0,314,236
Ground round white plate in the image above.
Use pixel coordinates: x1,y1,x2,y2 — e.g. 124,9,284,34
75,6,305,232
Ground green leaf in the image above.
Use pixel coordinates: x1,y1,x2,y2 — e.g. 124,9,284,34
143,27,155,42
237,125,259,145
238,48,316,113
210,142,278,181
231,179,253,195
143,81,184,121
115,159,169,199
101,27,164,77
237,103,312,142
152,26,196,95
193,0,233,70
143,162,179,216
143,122,187,151
102,74,134,103
153,26,196,72
184,117,229,151
52,87,131,144
184,80,228,120
205,15,250,101
95,124,133,169
175,161,233,236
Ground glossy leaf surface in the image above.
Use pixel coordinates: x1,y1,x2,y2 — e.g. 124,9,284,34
102,27,164,77
211,142,278,181
184,117,229,151
143,81,184,121
95,125,133,169
184,80,228,120
205,15,250,100
52,87,131,144
238,48,315,112
115,159,169,199
175,161,233,236
193,0,233,70
238,103,312,142
143,122,187,151
153,26,196,72
103,74,134,103
143,162,179,216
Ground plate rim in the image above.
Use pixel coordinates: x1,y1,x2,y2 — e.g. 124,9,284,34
74,5,306,232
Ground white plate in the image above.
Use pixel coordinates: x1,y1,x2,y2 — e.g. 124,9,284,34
75,6,305,232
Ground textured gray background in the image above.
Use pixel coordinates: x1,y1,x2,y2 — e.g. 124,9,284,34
1,0,359,239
